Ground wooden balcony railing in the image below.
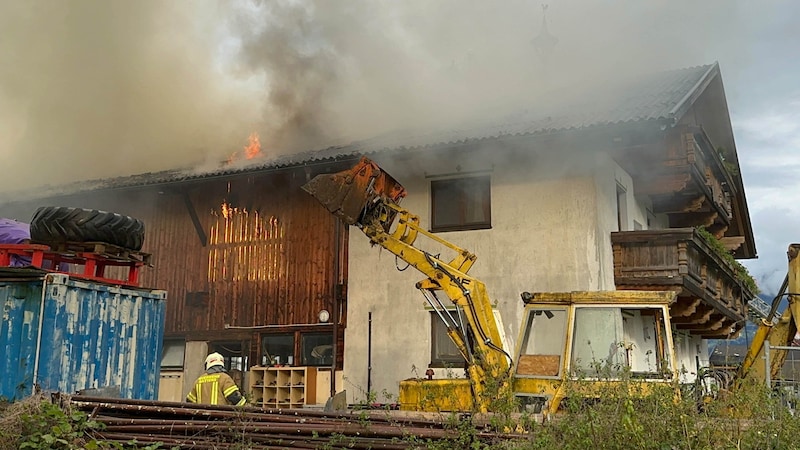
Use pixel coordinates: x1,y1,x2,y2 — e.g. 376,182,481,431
611,228,754,338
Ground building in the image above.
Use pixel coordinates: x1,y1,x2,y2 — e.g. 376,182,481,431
0,62,756,403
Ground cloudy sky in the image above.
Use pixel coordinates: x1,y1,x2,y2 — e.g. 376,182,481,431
0,0,797,292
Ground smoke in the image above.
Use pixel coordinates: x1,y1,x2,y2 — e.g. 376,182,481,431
0,0,780,192
0,1,262,190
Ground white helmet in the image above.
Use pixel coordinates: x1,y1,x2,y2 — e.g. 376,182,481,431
205,352,225,370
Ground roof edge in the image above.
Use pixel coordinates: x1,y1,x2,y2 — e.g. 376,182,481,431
668,62,719,123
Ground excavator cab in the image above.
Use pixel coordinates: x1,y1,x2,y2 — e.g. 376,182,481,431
513,290,678,414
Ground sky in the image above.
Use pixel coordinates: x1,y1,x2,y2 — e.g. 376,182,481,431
0,0,797,293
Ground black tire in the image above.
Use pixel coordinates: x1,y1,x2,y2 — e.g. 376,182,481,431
30,207,145,251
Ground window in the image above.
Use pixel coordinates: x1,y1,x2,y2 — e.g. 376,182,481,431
616,183,628,231
261,334,295,366
516,308,567,377
210,341,248,372
430,312,466,368
431,176,491,232
161,340,185,369
301,333,334,366
570,307,671,378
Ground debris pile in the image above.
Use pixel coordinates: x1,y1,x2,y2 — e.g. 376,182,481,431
67,396,526,449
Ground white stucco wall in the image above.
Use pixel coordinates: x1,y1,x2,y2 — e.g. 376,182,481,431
341,147,709,402
342,147,630,402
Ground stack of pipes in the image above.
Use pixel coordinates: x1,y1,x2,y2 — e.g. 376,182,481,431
64,395,526,449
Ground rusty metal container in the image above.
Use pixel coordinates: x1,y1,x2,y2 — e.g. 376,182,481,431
0,270,166,401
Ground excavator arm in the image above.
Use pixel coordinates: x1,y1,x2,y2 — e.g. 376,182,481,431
738,244,800,384
302,157,510,411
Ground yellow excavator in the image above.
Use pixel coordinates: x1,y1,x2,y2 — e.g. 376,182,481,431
303,157,679,414
732,244,800,388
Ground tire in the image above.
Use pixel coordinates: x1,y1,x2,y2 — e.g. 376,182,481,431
30,207,145,251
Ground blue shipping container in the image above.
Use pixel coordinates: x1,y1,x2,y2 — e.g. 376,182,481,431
0,271,167,401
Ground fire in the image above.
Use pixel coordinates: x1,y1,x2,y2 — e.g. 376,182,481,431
226,132,262,164
244,132,261,159
221,201,232,220
220,201,247,220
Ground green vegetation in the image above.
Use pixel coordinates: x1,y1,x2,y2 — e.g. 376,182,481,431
0,395,172,450
8,377,800,449
696,226,760,295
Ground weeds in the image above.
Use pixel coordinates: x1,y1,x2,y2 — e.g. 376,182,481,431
8,377,800,449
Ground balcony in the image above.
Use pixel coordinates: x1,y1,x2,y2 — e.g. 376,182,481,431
611,228,754,338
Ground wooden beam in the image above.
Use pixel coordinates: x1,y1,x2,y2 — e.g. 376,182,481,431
670,298,701,318
668,211,719,228
699,322,739,339
182,191,208,247
636,172,692,196
671,304,714,325
652,195,706,214
679,315,727,331
719,236,745,252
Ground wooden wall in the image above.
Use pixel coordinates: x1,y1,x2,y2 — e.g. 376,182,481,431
1,166,348,339
142,170,346,334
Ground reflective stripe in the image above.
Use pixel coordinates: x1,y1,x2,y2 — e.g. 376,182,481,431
223,385,239,397
187,392,197,402
211,381,219,405
236,397,246,406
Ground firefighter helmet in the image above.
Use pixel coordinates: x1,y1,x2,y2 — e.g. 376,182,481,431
205,352,225,370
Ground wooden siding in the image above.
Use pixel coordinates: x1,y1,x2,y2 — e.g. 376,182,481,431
135,171,346,334
4,168,347,339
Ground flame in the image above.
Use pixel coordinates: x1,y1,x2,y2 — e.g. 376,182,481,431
221,201,232,220
226,132,262,164
220,201,248,220
244,132,261,159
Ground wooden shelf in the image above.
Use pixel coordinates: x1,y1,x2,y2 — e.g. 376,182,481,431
248,366,317,409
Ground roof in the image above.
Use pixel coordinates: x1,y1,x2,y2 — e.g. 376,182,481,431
2,63,721,200
352,63,718,152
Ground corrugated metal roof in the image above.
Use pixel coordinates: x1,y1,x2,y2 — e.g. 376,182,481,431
4,63,718,199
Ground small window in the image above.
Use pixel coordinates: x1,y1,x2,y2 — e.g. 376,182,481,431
261,334,295,366
516,309,567,377
301,332,334,366
161,340,185,369
430,312,466,368
616,183,628,232
431,176,491,232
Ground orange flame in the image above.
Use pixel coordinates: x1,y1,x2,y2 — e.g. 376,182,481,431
221,201,232,220
227,132,262,164
244,132,261,159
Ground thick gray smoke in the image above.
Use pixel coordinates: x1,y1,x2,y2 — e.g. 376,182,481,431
0,0,778,192
0,1,261,190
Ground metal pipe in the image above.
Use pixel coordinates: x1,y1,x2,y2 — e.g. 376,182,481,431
367,311,372,396
31,274,50,391
765,342,771,389
331,217,341,398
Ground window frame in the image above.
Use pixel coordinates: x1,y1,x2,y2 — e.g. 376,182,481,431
430,175,492,232
160,339,186,369
300,332,335,367
259,326,341,370
429,311,467,368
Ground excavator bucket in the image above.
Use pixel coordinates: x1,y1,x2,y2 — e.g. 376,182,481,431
302,157,407,227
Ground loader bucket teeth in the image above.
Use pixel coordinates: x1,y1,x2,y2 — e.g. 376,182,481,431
302,157,407,227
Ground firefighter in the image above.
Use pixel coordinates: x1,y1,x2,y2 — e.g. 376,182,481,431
186,352,246,406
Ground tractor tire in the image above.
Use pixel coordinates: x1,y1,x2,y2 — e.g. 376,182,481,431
30,207,145,251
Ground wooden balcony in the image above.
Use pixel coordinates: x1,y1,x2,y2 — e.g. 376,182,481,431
611,228,754,339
